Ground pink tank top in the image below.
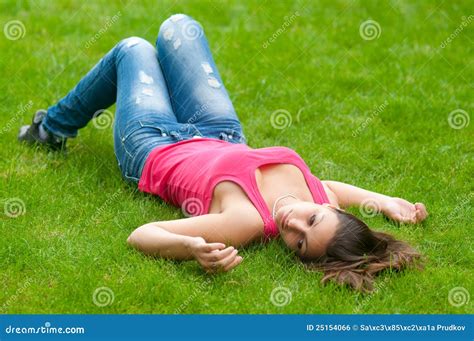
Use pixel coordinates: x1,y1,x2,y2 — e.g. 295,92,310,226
138,138,330,239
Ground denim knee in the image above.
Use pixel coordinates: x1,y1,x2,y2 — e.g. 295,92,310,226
156,14,203,49
115,36,155,59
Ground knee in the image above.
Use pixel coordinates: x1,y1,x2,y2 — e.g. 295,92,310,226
156,14,203,48
116,36,154,54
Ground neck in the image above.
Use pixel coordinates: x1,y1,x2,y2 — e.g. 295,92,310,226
272,193,300,218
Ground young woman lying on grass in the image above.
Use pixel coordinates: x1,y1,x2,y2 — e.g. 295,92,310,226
18,14,428,292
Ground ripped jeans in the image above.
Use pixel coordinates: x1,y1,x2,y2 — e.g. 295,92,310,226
42,14,246,183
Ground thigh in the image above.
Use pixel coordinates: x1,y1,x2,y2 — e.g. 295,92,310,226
112,37,179,181
114,37,177,135
156,14,241,128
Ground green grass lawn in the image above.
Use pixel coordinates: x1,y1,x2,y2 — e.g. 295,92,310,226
0,0,472,314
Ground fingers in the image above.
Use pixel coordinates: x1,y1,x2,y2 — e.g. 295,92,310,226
223,255,243,272
194,241,244,273
200,242,226,252
202,249,242,273
203,246,235,262
397,203,427,224
217,249,239,270
396,213,414,224
414,202,428,222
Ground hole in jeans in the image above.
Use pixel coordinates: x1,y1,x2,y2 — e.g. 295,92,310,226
139,71,154,84
173,38,182,50
207,77,221,88
163,28,174,41
201,62,213,75
142,88,153,96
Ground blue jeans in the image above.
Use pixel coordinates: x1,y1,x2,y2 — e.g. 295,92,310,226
42,14,246,182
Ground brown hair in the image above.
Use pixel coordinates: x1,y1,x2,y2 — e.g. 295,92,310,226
302,209,423,292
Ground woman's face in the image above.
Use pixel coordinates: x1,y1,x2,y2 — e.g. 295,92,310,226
275,202,340,259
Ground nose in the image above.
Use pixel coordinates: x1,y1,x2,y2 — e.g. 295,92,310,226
286,218,307,233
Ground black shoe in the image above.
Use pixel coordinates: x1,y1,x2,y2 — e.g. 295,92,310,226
18,110,67,151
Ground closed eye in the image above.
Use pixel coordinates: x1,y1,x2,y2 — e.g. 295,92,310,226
308,214,316,226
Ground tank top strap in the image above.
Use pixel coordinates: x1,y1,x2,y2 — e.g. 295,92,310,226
238,155,329,240
246,167,280,239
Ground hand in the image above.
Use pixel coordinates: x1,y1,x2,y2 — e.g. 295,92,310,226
189,237,243,273
382,197,428,224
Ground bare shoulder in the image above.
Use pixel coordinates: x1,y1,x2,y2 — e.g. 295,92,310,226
212,180,265,244
321,180,340,207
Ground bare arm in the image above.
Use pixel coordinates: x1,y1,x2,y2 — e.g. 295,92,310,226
322,180,428,224
322,180,391,208
127,208,261,271
127,223,200,260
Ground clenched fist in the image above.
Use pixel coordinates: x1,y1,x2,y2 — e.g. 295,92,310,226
189,237,243,273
